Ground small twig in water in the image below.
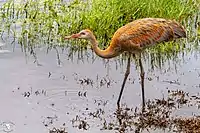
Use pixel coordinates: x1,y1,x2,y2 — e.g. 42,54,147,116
162,80,180,85
30,47,42,66
54,46,62,66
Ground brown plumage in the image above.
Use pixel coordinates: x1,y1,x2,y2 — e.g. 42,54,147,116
65,18,186,58
111,18,185,51
65,18,186,109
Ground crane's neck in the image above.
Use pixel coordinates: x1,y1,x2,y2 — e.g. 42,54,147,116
88,35,120,59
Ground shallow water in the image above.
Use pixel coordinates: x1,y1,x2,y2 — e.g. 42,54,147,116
0,0,200,132
0,31,200,133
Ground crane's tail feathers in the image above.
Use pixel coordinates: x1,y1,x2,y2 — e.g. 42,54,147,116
169,21,186,39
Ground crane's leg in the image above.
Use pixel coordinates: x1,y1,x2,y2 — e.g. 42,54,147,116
138,53,145,110
117,53,131,108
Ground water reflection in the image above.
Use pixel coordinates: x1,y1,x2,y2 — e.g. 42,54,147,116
0,7,199,133
117,53,145,111
0,38,200,133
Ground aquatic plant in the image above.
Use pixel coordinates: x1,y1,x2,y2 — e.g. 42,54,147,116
0,0,199,66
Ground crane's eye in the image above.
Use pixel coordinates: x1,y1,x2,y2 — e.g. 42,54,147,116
80,32,86,35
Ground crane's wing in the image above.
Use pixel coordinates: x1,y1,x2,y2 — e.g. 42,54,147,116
111,18,186,51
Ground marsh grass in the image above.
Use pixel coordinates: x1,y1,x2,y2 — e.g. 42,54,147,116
0,0,199,66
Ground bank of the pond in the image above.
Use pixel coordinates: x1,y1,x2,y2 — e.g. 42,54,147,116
0,0,199,49
0,0,199,69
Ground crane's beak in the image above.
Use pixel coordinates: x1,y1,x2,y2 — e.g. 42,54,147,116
64,33,80,39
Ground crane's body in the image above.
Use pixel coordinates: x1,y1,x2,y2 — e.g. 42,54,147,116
65,18,186,109
110,18,185,53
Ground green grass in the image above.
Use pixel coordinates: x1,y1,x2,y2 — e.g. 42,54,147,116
0,0,199,65
0,0,198,46
77,0,198,47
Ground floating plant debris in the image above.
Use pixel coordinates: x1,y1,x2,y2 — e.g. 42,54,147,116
46,89,200,132
87,89,200,132
71,115,90,130
49,127,68,133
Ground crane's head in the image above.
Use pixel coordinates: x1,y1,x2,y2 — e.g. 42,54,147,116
64,29,94,40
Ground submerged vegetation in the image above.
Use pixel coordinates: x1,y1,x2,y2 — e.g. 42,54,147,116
0,1,200,132
103,89,200,132
0,0,199,65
